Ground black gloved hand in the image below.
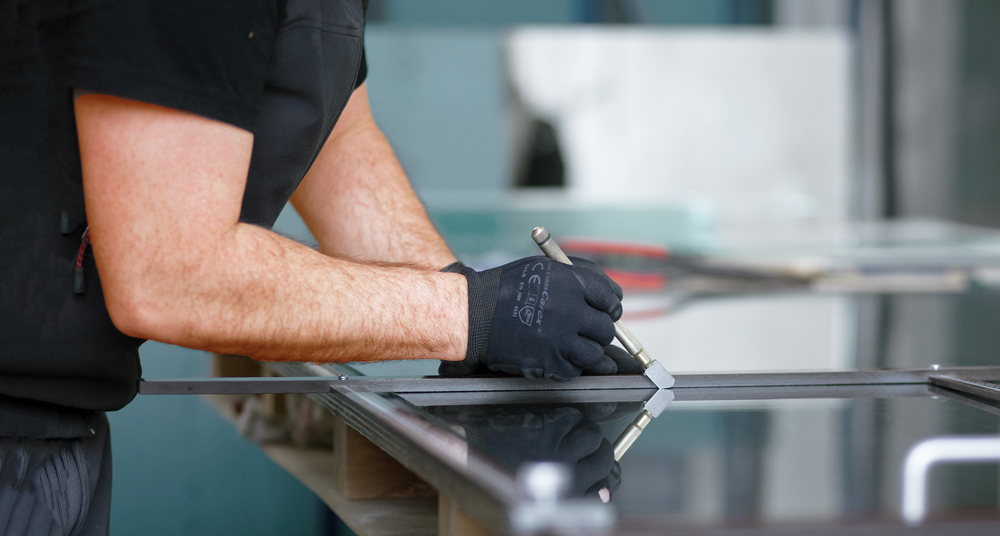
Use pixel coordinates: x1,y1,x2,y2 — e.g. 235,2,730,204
441,256,624,381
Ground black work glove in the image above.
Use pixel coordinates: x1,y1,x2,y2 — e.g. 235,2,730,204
440,256,624,381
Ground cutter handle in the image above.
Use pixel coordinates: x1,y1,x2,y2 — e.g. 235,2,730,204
532,226,653,370
531,226,572,264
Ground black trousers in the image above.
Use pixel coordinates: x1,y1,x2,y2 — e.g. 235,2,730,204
0,413,112,536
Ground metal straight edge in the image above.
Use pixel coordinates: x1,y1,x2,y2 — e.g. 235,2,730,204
671,366,1000,389
928,375,1000,404
673,383,932,401
400,383,933,407
138,366,1000,395
137,376,339,395
137,374,657,395
397,388,657,407
928,384,1000,419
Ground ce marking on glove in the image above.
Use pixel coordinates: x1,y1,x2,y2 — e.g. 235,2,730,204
514,261,550,328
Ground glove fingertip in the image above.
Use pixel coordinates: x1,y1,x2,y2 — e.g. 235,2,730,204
544,371,576,382
438,360,472,377
609,302,623,322
490,363,541,379
587,355,618,375
605,345,645,375
608,461,623,493
523,367,545,380
610,278,624,300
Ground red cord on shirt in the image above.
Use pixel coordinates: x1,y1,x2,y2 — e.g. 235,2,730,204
73,227,90,294
75,228,91,269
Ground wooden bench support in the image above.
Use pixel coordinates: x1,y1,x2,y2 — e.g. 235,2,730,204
211,353,262,378
438,494,498,536
258,368,287,417
211,354,286,416
332,415,436,500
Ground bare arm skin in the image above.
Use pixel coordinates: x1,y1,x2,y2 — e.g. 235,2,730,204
76,94,467,363
291,85,456,269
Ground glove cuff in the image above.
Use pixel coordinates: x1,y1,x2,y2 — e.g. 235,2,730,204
464,266,501,365
438,266,500,376
440,261,467,273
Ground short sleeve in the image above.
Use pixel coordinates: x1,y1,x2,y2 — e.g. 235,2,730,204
354,44,366,88
56,0,281,132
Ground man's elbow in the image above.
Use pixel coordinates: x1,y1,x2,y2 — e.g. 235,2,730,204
103,284,171,341
94,230,238,344
99,246,233,346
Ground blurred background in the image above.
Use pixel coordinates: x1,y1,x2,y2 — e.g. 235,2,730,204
108,1,1000,534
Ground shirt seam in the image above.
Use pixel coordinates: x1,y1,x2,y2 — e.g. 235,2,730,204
60,59,258,129
279,20,362,36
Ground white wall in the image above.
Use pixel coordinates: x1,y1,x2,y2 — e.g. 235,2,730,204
507,28,851,224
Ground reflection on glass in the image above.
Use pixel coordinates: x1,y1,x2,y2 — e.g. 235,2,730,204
419,394,1000,526
426,402,643,502
612,396,1000,525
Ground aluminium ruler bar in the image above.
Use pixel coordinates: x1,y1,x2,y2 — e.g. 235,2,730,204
138,366,1000,395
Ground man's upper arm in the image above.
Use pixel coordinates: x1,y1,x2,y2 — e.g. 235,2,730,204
327,83,375,140
75,94,254,329
289,85,457,268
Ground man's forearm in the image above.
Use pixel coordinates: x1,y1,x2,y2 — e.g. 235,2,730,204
290,86,455,269
103,220,467,363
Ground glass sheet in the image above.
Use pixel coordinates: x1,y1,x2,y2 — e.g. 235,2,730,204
403,391,1000,528
616,288,1000,374
614,395,1000,526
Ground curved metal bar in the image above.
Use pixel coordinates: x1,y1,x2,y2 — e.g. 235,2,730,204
902,435,1000,525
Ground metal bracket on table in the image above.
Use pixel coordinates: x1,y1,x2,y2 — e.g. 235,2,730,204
643,360,675,390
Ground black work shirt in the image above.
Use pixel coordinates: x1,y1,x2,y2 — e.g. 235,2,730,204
0,0,367,414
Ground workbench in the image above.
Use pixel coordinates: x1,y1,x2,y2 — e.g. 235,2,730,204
153,220,1000,535
155,288,1000,535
